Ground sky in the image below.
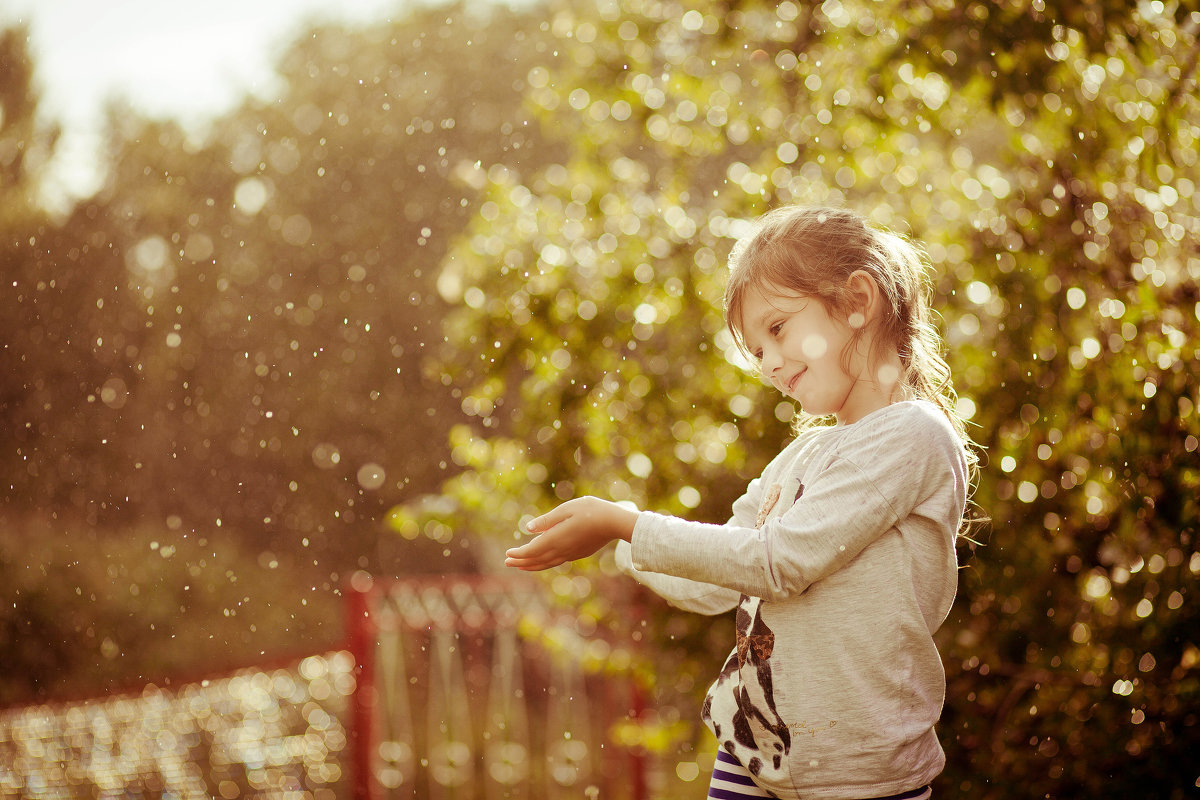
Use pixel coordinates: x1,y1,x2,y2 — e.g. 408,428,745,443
0,0,407,206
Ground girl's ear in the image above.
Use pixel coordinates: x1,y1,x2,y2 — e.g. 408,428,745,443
844,269,881,329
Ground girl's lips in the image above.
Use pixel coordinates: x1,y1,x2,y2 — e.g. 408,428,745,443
786,368,806,394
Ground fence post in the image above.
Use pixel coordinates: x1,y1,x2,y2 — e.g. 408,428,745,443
630,677,648,800
347,571,377,800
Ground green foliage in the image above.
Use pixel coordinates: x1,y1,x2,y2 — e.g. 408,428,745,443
408,0,1200,796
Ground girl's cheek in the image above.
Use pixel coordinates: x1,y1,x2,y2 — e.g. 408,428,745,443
801,334,829,359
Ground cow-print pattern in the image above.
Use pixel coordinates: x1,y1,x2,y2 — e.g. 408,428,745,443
701,481,804,791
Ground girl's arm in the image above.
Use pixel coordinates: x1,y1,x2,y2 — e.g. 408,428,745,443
506,478,765,615
505,500,741,615
628,407,966,601
613,539,741,615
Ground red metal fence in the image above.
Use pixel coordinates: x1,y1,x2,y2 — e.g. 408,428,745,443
0,574,649,799
345,573,648,800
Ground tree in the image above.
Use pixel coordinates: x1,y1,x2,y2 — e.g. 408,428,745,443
408,1,1200,796
0,1,566,702
81,1,565,568
0,27,134,525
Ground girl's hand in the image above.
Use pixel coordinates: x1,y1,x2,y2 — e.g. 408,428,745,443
504,496,638,571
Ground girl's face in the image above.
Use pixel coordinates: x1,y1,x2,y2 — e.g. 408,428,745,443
739,283,888,425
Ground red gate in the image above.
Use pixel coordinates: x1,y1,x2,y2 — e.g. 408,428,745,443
0,574,649,799
346,573,648,800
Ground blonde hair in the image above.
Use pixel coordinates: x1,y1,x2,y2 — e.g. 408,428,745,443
724,205,978,478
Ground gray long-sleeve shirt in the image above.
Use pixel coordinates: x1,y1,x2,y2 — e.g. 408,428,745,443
616,400,969,799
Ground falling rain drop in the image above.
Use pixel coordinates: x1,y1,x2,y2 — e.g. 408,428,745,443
357,463,386,491
311,443,342,469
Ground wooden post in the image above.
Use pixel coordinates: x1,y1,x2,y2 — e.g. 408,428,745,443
629,672,648,800
346,572,377,800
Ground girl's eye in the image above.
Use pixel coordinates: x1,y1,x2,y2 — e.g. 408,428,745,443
769,321,784,337
752,349,763,361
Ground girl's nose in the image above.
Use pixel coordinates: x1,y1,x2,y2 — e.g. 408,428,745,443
760,346,782,376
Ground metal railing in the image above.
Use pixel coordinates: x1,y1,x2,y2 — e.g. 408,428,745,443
346,574,648,800
1,574,649,800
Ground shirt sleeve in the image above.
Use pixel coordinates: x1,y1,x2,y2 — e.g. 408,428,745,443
614,539,741,615
611,471,766,615
629,405,964,601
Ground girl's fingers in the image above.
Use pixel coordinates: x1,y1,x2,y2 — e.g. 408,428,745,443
526,504,570,533
505,532,568,570
505,537,557,569
506,533,549,558
505,541,532,557
505,553,562,571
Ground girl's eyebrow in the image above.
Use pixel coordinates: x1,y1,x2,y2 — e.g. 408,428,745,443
761,295,809,323
752,305,779,330
753,303,790,331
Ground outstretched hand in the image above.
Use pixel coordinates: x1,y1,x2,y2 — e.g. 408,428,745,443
504,496,639,571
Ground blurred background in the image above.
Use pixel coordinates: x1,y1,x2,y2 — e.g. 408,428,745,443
1,0,1197,796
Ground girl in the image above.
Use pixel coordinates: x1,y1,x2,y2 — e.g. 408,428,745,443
506,206,976,800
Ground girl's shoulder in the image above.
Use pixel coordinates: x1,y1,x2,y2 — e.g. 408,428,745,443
831,400,967,473
787,400,950,444
765,401,961,482
835,400,955,443
856,399,956,438
796,400,960,462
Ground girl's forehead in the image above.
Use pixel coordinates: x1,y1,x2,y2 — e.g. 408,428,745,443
742,282,811,316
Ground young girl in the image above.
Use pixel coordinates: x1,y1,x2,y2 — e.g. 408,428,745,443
505,205,975,800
